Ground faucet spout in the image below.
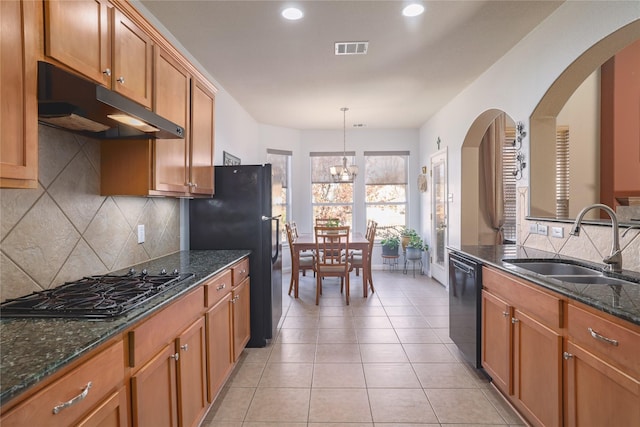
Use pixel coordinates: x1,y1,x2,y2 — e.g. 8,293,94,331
570,204,621,273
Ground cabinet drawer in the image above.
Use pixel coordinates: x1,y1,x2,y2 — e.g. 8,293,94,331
2,341,124,427
128,287,205,368
482,267,562,329
568,303,640,377
205,270,232,307
232,258,250,285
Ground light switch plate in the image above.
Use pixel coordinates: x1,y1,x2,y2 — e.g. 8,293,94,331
537,224,548,236
529,223,538,233
137,224,145,244
552,227,564,238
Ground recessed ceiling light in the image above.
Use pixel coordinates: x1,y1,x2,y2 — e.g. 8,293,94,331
282,7,303,20
402,3,425,17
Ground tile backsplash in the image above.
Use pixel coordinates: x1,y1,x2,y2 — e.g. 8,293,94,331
518,187,640,272
0,125,180,302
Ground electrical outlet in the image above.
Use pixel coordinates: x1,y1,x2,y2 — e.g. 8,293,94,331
537,224,548,236
529,223,537,233
137,224,145,244
551,227,564,238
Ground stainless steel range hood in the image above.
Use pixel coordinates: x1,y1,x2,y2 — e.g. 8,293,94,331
37,61,184,139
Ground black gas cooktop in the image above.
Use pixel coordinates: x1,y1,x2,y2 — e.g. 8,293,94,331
0,269,195,319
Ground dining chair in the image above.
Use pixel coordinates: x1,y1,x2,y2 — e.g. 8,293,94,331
290,221,314,276
285,222,315,297
350,220,377,294
314,225,351,305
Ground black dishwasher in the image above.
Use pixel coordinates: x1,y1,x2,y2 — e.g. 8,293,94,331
448,251,483,368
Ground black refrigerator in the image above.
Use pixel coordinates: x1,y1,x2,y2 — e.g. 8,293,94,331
189,164,282,347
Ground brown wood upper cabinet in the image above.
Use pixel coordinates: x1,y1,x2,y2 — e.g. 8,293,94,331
44,0,153,108
0,0,38,188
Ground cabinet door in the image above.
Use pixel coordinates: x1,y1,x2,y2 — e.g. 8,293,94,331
206,292,233,402
112,9,152,108
565,341,640,427
0,0,38,188
189,77,215,195
154,47,189,193
232,279,251,361
176,317,207,427
44,0,111,86
76,387,129,427
481,290,511,393
512,309,563,427
131,343,178,427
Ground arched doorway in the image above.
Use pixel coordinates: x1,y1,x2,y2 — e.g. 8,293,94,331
460,110,517,246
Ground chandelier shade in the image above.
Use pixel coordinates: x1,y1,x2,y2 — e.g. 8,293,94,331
330,107,358,183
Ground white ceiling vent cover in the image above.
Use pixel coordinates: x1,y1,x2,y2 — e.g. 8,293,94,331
335,41,368,55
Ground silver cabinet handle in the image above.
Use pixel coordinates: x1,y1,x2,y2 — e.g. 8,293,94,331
502,311,509,317
588,327,619,346
170,352,180,361
52,382,92,414
117,76,125,84
216,283,226,291
103,68,111,76
563,352,573,360
181,344,189,351
511,318,519,324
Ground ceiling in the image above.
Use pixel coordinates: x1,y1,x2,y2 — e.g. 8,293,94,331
137,0,563,130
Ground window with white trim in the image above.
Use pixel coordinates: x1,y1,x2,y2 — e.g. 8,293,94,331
267,149,291,242
310,152,355,227
364,151,408,230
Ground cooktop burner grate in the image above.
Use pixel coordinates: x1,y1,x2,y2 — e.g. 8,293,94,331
0,269,195,319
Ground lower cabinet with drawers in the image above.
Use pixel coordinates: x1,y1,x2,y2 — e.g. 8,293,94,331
0,256,250,427
482,266,640,427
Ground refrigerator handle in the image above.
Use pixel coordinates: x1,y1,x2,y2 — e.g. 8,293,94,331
262,215,282,264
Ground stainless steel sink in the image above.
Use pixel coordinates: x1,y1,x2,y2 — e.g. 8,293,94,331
503,260,601,276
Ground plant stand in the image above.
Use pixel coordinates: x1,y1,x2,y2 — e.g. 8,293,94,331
381,254,399,270
403,249,423,277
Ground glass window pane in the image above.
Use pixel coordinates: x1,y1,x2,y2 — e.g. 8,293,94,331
313,205,352,228
365,155,407,184
311,155,355,183
312,183,354,203
366,205,405,229
365,184,406,203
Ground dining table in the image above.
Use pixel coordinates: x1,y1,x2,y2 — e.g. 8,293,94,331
290,232,371,300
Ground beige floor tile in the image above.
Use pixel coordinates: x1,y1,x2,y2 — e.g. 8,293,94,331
319,305,352,316
482,385,527,425
376,296,413,306
209,387,255,422
281,315,319,329
258,362,313,388
239,348,272,365
312,362,366,388
351,305,387,316
276,328,319,343
363,363,421,388
395,328,442,344
355,328,400,343
374,424,439,427
308,388,372,423
402,343,457,363
318,315,354,328
389,316,431,328
317,328,358,343
268,343,317,363
433,327,454,343
359,343,409,363
352,316,393,329
226,362,265,387
315,343,361,362
426,388,506,424
384,305,421,316
244,387,310,422
413,362,480,388
368,388,438,423
424,315,449,328
308,423,373,427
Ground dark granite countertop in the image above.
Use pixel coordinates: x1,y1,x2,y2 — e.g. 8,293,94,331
0,249,250,407
450,245,640,326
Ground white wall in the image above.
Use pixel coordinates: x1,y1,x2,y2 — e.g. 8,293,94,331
418,2,640,251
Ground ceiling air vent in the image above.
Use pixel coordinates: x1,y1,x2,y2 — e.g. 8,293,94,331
335,41,368,55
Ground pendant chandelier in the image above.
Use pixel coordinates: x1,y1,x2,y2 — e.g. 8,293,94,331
329,107,359,183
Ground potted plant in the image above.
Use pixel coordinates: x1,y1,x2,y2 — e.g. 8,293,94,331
380,230,401,256
406,233,427,260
